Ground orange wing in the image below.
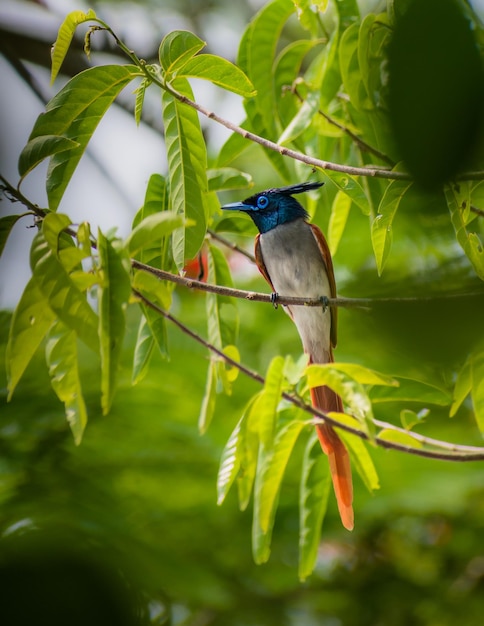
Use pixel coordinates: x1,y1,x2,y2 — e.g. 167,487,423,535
308,223,338,348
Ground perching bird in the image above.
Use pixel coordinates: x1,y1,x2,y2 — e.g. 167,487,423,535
222,181,353,531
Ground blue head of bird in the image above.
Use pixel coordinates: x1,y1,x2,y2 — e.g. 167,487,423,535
221,181,324,234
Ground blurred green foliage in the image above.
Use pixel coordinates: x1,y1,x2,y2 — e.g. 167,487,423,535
1,298,484,624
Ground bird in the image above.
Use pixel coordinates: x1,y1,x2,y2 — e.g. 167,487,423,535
222,180,354,531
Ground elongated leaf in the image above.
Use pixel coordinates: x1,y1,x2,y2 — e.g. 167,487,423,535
97,229,131,415
125,212,183,257
45,320,88,444
132,314,155,385
132,271,172,310
335,413,380,492
323,170,370,215
237,396,262,510
239,0,294,131
134,77,149,126
258,356,285,446
298,431,331,581
377,429,423,449
30,219,99,352
306,362,397,387
370,377,452,406
306,364,375,437
141,303,169,360
217,415,244,505
18,136,79,180
217,394,260,508
21,65,140,210
206,244,238,350
6,277,56,399
252,416,306,564
180,54,256,97
216,119,252,166
445,183,484,280
199,360,217,435
0,215,23,258
51,9,98,83
274,40,318,128
371,178,413,275
207,168,253,192
159,30,206,76
257,418,306,533
450,348,484,432
162,78,209,269
278,89,320,144
328,190,352,256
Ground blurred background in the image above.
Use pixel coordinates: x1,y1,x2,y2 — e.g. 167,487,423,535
1,1,484,624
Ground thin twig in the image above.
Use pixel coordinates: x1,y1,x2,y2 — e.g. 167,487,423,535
471,205,484,217
292,85,395,166
133,289,484,462
131,258,483,310
207,229,256,262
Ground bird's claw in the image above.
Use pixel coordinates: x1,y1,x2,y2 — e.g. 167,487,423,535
271,292,279,309
320,295,329,312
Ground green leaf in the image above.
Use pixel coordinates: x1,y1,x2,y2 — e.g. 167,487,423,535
199,360,217,435
306,362,398,387
256,417,306,534
327,190,352,256
445,183,484,280
162,78,209,269
377,429,423,449
30,217,99,352
217,395,260,508
252,416,305,564
278,89,320,145
132,314,155,385
134,77,149,126
450,348,484,432
239,0,294,132
335,414,380,492
125,212,184,257
450,358,472,417
207,168,253,192
18,136,79,180
22,65,140,210
370,377,452,406
298,432,331,581
179,54,256,97
141,303,169,360
306,363,378,438
371,178,413,275
45,320,88,444
206,244,238,350
258,356,285,446
51,9,98,83
6,277,56,399
132,270,172,310
0,215,23,258
97,230,131,415
216,119,252,166
323,170,370,215
159,30,206,76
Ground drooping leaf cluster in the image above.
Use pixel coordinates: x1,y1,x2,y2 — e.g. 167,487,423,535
1,0,484,578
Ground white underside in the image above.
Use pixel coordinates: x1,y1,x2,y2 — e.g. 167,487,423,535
259,219,332,363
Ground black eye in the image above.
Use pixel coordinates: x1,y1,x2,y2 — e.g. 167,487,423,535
257,195,269,209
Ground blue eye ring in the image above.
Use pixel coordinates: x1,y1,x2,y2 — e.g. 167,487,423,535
257,195,269,209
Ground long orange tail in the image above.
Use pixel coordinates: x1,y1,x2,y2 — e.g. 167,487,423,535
310,382,354,531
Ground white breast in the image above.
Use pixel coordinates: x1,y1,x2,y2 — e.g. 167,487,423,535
259,219,332,363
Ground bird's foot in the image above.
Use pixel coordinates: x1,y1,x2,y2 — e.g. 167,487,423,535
320,295,329,312
271,292,279,309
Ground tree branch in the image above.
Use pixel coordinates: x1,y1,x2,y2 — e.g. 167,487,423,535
133,288,484,462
